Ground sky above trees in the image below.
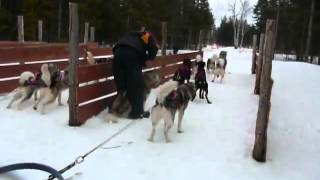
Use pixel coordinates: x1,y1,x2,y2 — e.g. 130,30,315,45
209,0,258,26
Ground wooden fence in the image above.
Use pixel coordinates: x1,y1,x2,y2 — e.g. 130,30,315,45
0,43,111,93
73,51,202,125
0,41,202,126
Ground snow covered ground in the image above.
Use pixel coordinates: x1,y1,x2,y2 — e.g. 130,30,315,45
1,47,320,180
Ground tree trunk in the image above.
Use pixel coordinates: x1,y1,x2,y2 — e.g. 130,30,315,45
304,0,315,62
252,20,275,162
161,21,167,55
251,34,257,74
68,3,80,126
254,34,265,94
187,28,192,49
240,20,245,48
233,20,238,48
236,18,241,48
198,29,203,51
57,0,63,40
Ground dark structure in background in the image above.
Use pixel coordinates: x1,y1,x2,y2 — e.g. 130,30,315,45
0,0,214,49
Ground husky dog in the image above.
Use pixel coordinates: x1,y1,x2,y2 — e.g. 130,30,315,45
6,64,52,110
191,54,202,80
207,54,219,73
105,70,161,123
33,65,69,114
212,58,226,83
84,47,95,65
194,61,212,104
148,81,196,143
172,58,192,84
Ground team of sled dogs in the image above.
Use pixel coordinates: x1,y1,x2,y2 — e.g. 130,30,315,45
6,52,227,143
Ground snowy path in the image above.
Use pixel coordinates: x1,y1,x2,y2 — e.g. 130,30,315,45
0,47,319,180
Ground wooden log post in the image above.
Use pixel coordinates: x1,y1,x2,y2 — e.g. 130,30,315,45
251,34,257,74
252,20,275,162
198,29,203,51
38,20,43,42
90,26,95,42
17,15,24,43
254,33,265,95
84,22,89,44
69,3,80,126
161,21,167,55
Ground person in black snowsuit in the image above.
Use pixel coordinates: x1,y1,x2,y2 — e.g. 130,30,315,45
112,30,159,119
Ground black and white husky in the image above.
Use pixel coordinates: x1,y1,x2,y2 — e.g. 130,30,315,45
212,58,226,83
148,81,196,143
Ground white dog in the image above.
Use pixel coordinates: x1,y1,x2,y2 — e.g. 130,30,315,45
212,58,226,83
7,64,52,110
207,54,219,73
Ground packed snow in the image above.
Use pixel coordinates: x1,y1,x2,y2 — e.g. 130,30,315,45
0,47,319,180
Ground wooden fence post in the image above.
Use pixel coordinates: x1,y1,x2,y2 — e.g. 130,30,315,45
254,33,265,94
161,21,167,55
198,29,203,51
69,3,80,126
17,15,24,43
251,34,257,74
84,22,89,43
38,20,43,42
90,26,95,42
252,20,275,162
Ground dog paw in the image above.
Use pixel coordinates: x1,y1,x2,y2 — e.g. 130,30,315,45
112,120,118,124
6,106,11,109
165,139,172,143
207,101,212,104
58,103,64,106
177,130,184,133
147,138,154,142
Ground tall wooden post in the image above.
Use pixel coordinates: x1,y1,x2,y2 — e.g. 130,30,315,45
38,20,43,42
254,34,265,94
69,3,80,126
17,15,24,43
84,22,89,43
161,21,167,56
90,26,95,42
198,29,203,51
251,34,258,74
252,20,275,162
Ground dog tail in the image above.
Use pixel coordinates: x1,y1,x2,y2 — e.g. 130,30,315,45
19,71,35,85
157,80,178,104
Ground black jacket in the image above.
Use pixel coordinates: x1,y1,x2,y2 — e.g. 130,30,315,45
113,32,158,65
